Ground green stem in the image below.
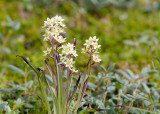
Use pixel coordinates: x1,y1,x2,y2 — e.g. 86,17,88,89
57,64,63,114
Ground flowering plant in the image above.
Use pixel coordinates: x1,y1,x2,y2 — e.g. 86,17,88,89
17,15,101,114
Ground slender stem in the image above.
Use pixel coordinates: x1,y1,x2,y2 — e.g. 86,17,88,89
79,56,92,102
88,55,92,77
66,68,69,113
57,62,63,114
50,40,58,96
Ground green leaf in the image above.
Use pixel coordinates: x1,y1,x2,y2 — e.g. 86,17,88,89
100,65,107,72
138,35,148,43
126,94,134,99
27,80,34,89
13,21,20,30
14,98,24,110
0,102,8,110
16,55,40,76
96,99,105,108
5,105,11,113
0,89,11,93
115,74,123,83
87,82,96,91
25,103,34,108
123,40,135,46
142,83,150,93
120,90,132,101
27,70,35,75
45,75,54,84
13,86,27,91
8,65,24,75
126,69,135,80
107,63,115,72
107,85,115,93
79,101,86,108
141,67,156,77
116,69,132,81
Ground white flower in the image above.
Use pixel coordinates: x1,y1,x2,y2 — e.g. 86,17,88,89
50,26,64,35
82,36,101,53
44,18,53,27
89,36,99,42
43,16,65,28
60,22,65,27
61,45,71,55
61,43,77,57
59,42,78,72
43,47,52,56
70,67,78,73
66,43,74,49
72,50,78,57
60,57,77,73
54,35,66,43
84,39,93,48
84,36,99,48
92,42,101,49
54,15,64,24
64,58,74,68
43,30,51,41
93,54,101,63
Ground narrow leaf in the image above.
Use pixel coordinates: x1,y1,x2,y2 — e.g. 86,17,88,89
107,63,115,72
8,65,24,75
100,65,107,72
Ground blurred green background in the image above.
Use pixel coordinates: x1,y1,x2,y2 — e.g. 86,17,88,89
0,0,160,86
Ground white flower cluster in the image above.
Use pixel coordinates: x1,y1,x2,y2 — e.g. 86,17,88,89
43,16,78,73
59,43,78,72
82,36,101,63
43,16,101,73
43,15,66,43
43,15,66,56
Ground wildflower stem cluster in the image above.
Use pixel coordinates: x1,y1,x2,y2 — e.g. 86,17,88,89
20,15,101,114
42,15,101,114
